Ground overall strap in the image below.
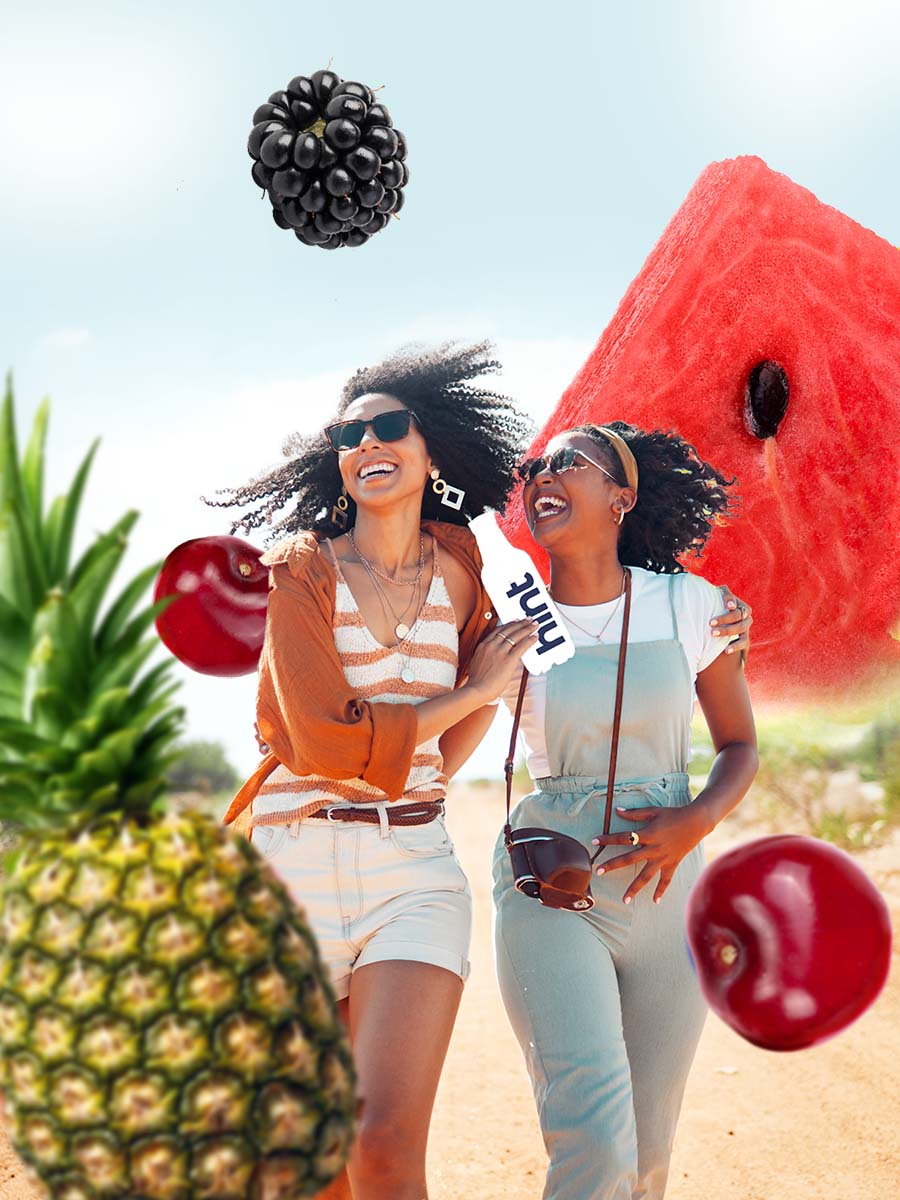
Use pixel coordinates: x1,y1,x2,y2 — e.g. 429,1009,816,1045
601,569,633,837
504,666,530,842
667,572,679,641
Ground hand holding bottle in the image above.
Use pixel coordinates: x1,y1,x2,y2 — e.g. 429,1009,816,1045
469,511,575,674
464,619,539,703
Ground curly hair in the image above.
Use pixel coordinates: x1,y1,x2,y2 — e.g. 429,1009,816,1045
570,421,738,573
206,341,532,541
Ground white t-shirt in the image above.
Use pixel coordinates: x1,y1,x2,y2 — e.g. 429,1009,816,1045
502,567,731,779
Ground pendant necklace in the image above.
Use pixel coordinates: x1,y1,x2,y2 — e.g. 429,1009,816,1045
349,529,425,640
353,550,428,683
348,528,425,588
552,568,627,644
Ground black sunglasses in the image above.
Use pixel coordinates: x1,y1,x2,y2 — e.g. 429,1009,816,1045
516,446,619,486
325,409,419,452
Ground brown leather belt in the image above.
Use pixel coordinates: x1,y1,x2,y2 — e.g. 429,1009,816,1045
307,801,444,826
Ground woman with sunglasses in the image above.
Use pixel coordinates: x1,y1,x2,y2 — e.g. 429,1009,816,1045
211,342,537,1200
493,423,758,1200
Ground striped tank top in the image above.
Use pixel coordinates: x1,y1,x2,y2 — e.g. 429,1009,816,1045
252,535,459,826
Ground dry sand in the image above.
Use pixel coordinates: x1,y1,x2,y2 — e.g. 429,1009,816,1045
2,784,898,1200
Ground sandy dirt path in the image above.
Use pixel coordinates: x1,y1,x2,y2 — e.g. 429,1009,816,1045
2,784,897,1200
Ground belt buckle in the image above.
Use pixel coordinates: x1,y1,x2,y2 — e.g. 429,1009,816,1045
325,806,343,823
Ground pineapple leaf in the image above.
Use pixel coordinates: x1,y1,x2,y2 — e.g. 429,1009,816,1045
21,396,50,525
69,687,132,747
68,538,130,643
60,713,104,753
129,661,177,711
0,588,29,632
45,438,99,581
69,510,138,590
23,591,90,727
96,561,163,654
0,717,46,754
91,637,159,695
1,385,49,606
0,784,42,824
0,377,26,513
82,782,121,814
28,687,82,739
0,656,21,685
0,597,29,696
0,505,43,617
127,709,187,780
11,499,49,602
92,728,141,778
120,779,167,807
121,695,182,741
101,595,174,671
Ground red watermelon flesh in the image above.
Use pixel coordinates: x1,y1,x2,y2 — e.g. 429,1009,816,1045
503,156,900,699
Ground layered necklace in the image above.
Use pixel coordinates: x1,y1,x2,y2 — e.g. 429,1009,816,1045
348,530,429,683
552,568,628,644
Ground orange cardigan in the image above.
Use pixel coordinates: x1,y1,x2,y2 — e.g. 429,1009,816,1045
223,521,497,830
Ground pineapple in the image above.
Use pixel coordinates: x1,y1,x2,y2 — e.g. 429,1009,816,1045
0,380,355,1199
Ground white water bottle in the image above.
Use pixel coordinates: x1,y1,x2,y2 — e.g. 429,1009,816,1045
469,510,575,675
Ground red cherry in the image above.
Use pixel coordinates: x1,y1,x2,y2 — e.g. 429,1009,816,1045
686,835,892,1051
154,536,269,676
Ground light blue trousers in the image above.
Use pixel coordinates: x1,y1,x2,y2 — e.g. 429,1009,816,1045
492,774,707,1200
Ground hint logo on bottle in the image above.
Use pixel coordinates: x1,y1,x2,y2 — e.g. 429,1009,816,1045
506,573,567,656
468,510,575,674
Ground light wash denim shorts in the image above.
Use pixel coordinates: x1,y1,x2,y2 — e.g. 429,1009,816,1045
252,805,472,1000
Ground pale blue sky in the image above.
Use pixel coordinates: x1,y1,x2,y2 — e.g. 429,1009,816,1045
2,0,898,776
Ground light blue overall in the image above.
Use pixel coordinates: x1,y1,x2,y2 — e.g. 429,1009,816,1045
492,576,707,1200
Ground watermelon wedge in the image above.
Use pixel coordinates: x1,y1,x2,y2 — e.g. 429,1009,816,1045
503,156,900,699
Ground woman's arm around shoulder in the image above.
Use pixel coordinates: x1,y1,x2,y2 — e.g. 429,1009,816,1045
692,648,759,835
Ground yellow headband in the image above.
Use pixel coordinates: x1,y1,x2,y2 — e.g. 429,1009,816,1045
595,427,639,491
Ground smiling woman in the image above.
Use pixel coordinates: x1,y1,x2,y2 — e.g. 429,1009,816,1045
208,341,537,1200
207,340,532,538
493,419,757,1200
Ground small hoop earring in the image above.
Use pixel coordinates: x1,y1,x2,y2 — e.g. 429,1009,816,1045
430,467,466,512
614,506,625,526
331,486,350,530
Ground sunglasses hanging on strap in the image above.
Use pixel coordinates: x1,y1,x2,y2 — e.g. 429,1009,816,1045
503,569,632,911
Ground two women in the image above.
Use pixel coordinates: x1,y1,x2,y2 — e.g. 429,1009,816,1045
494,422,758,1200
216,344,754,1200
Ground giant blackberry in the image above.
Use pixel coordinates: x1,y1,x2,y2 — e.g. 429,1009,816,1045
248,69,409,250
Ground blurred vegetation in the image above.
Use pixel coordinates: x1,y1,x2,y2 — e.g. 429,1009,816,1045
166,739,240,798
689,700,900,850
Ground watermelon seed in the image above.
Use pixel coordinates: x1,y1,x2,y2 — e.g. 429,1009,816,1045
744,360,790,439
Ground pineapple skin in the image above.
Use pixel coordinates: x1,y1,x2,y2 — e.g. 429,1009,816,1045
0,809,356,1200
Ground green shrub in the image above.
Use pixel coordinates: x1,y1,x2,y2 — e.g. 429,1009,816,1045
166,739,240,796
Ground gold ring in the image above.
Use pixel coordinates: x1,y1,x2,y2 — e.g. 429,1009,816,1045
498,632,515,647
628,831,640,847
